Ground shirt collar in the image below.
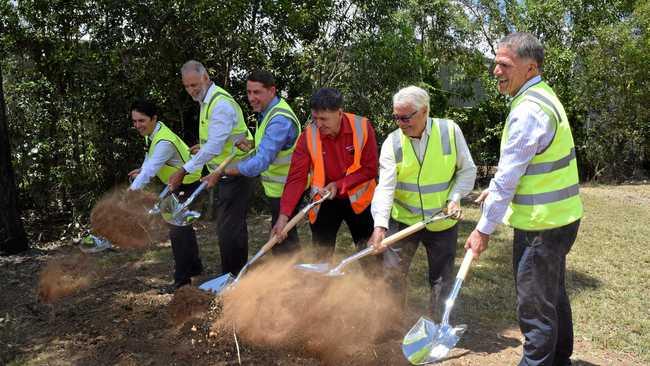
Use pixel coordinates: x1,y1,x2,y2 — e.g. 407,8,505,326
259,96,280,120
146,122,162,145
512,75,542,99
201,82,217,105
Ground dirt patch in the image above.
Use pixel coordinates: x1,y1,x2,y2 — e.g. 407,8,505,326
90,188,165,249
214,255,402,364
167,286,215,326
37,253,95,303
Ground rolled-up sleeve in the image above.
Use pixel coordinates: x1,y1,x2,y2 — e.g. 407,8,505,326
237,115,296,177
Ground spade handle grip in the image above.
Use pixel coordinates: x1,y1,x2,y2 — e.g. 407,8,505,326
456,250,474,281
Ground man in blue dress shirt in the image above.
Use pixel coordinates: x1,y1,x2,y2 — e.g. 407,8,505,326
205,70,302,254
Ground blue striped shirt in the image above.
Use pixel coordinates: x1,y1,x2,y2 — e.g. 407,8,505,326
477,75,555,234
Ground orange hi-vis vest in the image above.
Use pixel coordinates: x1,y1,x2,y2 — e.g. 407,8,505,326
305,112,377,223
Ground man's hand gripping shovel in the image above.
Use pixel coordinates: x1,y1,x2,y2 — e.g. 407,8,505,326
152,154,236,226
198,191,332,294
294,208,462,277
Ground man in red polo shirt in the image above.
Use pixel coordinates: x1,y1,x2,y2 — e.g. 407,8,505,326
272,88,378,262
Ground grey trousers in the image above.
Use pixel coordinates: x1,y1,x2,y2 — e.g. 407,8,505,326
383,220,458,318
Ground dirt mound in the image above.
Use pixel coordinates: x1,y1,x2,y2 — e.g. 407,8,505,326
38,253,95,303
214,256,402,363
90,188,165,249
168,286,215,326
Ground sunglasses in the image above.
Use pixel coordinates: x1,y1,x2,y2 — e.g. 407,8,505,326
392,110,418,122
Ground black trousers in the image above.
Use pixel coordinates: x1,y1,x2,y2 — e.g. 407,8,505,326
268,195,301,255
309,198,379,272
514,220,580,366
169,182,203,285
215,175,254,276
383,221,458,318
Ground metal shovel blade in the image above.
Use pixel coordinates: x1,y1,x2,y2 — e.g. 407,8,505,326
198,273,235,294
159,194,199,226
293,263,330,274
402,316,467,364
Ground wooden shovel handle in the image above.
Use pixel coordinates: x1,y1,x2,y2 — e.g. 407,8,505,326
213,153,236,175
456,250,474,280
380,221,427,248
258,207,308,254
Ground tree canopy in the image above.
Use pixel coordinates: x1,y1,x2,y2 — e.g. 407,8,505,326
1,0,648,224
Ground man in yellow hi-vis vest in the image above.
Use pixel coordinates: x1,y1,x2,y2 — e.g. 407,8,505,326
168,60,254,277
203,70,302,255
128,99,202,292
368,86,477,317
465,33,583,365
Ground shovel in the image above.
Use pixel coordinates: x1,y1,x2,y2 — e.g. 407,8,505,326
198,191,332,294
159,153,236,226
295,209,460,277
401,249,475,364
148,186,171,215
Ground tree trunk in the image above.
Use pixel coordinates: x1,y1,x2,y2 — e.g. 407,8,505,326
0,64,29,255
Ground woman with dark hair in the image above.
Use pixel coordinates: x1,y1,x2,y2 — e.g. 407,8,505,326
128,99,204,293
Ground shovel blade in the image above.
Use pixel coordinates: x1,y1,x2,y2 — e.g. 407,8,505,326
294,263,330,274
199,273,235,294
402,317,467,365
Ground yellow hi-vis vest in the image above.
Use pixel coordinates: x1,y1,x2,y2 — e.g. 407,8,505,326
199,85,253,172
146,122,201,185
255,98,301,198
390,118,458,231
502,80,583,230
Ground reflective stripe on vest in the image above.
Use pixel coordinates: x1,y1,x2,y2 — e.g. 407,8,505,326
502,81,583,230
305,112,376,223
390,118,457,231
198,85,253,172
255,99,301,198
148,122,200,185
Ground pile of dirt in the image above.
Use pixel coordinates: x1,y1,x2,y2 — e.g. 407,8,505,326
168,286,215,326
90,188,165,249
38,253,96,303
214,256,402,363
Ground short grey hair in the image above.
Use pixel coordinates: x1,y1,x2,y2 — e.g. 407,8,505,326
181,60,209,77
498,32,544,71
393,86,430,114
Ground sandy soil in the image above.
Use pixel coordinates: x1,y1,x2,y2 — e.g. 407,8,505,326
0,217,643,366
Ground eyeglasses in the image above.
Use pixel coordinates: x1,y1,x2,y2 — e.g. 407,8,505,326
392,110,418,122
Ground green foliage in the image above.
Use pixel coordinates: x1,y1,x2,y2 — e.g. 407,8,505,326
1,0,649,219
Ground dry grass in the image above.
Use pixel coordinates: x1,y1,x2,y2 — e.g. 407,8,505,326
401,184,650,363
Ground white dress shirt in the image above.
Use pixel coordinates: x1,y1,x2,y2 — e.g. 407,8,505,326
129,122,184,190
476,75,555,235
371,118,477,229
182,83,238,174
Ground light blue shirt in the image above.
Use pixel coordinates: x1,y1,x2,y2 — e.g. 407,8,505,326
477,75,556,235
183,83,238,174
237,97,298,177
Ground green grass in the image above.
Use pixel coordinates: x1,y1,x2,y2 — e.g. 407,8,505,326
401,185,650,362
95,184,649,362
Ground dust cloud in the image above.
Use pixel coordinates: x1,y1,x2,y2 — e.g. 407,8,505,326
213,254,403,362
90,187,165,249
38,253,95,303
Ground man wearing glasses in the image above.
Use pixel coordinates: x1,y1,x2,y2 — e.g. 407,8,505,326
368,85,476,317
